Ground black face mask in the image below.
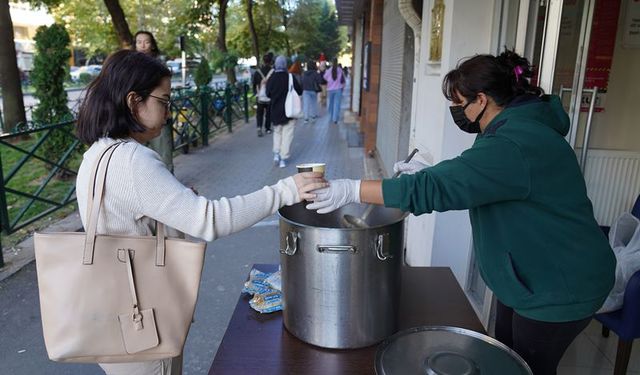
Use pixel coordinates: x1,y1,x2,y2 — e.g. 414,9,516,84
449,101,486,134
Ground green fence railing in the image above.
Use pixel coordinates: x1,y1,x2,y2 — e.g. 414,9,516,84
0,82,249,267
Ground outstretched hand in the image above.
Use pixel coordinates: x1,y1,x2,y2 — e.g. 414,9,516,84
292,172,328,201
306,179,361,214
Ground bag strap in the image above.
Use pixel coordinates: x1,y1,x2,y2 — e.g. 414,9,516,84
288,73,293,92
83,142,167,266
124,249,145,329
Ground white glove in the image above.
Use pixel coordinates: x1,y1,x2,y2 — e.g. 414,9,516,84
392,157,431,175
306,179,361,214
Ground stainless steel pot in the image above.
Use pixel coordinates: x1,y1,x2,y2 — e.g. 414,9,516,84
375,326,533,374
278,202,407,349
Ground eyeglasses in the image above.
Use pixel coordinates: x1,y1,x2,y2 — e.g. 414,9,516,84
148,94,171,111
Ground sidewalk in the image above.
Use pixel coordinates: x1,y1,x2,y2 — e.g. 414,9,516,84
0,91,366,374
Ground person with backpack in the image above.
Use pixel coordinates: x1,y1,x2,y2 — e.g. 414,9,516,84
266,55,303,168
252,53,274,137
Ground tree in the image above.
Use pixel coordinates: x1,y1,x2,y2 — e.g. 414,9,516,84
31,24,72,125
31,24,74,171
0,0,26,132
246,0,260,59
103,0,133,48
288,0,345,61
216,0,236,83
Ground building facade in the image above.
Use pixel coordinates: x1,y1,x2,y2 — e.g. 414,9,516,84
337,0,640,325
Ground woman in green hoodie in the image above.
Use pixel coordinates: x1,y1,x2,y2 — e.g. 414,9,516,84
306,50,615,375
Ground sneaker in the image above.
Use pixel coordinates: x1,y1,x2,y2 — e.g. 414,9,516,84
279,159,287,168
257,129,263,137
304,119,309,124
273,153,280,163
266,129,272,134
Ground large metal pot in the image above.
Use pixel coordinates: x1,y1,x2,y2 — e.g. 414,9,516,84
278,202,407,349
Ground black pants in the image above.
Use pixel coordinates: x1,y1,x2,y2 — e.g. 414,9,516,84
256,102,271,131
495,300,591,375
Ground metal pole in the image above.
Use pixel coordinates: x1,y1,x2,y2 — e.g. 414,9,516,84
225,86,232,132
0,151,7,268
181,50,187,87
580,86,598,171
201,87,209,146
243,83,249,123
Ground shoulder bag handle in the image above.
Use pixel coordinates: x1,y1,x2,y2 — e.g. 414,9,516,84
83,142,166,266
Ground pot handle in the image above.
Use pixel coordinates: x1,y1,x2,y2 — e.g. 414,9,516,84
281,231,300,256
375,233,392,261
317,245,357,254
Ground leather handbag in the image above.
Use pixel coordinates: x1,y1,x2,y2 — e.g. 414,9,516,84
34,142,206,363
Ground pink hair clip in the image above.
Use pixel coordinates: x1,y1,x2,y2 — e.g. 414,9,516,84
514,65,524,81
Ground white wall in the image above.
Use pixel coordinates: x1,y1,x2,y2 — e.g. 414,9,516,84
405,0,495,286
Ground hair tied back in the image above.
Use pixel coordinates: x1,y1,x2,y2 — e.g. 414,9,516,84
514,65,524,81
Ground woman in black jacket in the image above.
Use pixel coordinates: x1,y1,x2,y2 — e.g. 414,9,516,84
266,55,303,168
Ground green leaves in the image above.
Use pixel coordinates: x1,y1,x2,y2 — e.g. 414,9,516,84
32,23,72,125
194,57,213,87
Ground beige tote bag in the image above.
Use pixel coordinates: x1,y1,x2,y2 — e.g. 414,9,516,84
34,142,206,363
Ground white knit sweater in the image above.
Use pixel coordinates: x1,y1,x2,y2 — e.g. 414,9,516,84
76,138,300,241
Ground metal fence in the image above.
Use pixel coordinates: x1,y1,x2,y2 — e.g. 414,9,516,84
0,82,249,267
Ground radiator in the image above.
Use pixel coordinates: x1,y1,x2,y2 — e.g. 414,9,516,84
583,149,640,226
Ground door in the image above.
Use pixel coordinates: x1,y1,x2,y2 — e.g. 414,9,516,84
536,0,640,226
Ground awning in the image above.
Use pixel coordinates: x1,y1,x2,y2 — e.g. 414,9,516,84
335,0,363,26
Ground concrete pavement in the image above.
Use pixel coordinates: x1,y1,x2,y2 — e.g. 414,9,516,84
0,92,369,374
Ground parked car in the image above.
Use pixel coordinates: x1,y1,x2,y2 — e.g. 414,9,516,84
70,65,101,82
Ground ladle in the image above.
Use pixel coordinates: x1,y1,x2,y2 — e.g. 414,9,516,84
342,148,419,229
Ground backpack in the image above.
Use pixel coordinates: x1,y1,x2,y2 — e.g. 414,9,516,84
256,68,274,104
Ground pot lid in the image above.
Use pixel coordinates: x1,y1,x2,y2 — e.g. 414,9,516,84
375,326,532,375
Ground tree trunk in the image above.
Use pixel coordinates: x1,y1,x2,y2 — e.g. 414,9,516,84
103,0,133,48
279,0,291,57
246,0,260,59
0,0,26,132
217,0,236,84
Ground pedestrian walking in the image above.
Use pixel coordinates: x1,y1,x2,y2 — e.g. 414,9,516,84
288,60,303,86
133,30,173,171
301,61,323,123
307,49,615,375
72,50,326,375
252,53,274,137
266,55,303,168
323,59,344,124
318,60,328,105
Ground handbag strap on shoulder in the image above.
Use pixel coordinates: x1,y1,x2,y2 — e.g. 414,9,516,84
83,142,167,266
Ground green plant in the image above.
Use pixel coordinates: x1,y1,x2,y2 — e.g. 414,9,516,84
78,72,93,85
31,24,75,172
211,50,238,73
194,57,213,88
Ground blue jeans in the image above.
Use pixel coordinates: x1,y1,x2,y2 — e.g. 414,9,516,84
327,89,342,123
302,90,318,120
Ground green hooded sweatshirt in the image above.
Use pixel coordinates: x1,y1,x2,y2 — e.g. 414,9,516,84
382,95,615,322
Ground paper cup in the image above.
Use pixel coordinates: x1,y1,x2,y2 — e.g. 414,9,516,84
296,163,326,174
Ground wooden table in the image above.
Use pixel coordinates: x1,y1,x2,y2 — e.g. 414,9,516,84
209,264,485,375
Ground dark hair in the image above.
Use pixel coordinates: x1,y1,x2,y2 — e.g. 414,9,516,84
133,31,160,58
331,58,338,81
263,53,273,65
307,60,317,71
76,50,171,144
442,49,543,107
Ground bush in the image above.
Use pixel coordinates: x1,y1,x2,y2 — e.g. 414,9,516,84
78,72,93,85
31,24,75,171
194,58,212,88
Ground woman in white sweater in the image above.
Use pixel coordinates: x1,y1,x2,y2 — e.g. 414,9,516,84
74,50,326,375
